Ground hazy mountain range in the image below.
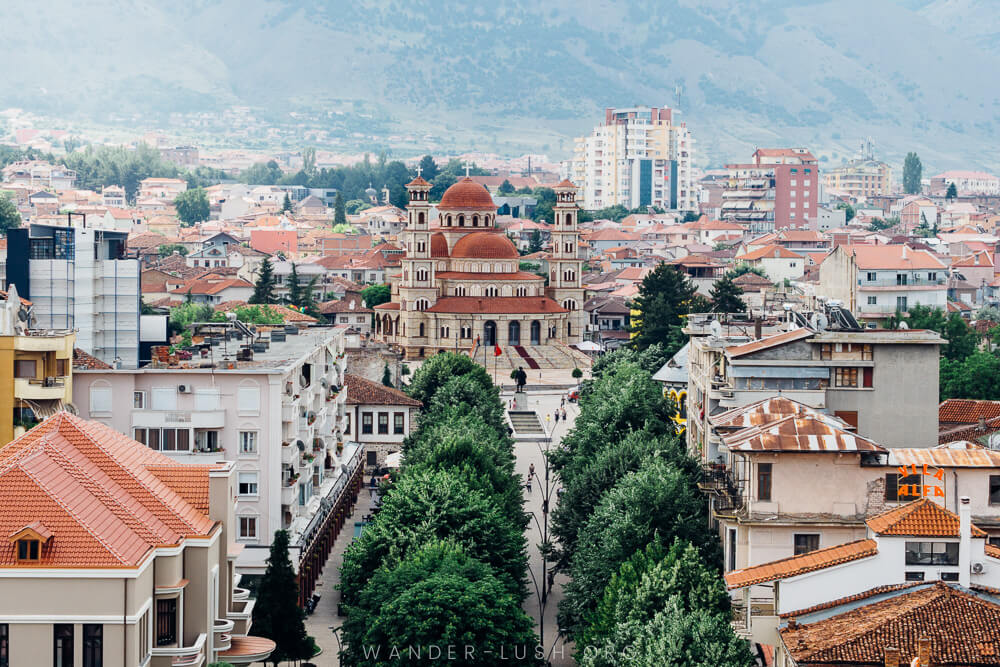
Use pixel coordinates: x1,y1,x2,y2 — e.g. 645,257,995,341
2,0,997,169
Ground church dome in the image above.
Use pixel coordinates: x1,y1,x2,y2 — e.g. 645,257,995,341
438,178,496,210
451,231,519,260
430,232,449,257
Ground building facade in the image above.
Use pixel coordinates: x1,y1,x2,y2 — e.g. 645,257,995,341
343,373,422,468
823,159,893,198
374,177,585,359
723,149,819,233
566,106,696,212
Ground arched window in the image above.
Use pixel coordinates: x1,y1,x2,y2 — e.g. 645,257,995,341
567,322,573,337
472,215,479,227
516,286,527,297
414,299,430,311
562,299,577,311
416,268,428,282
458,215,465,227
485,286,498,298
446,215,452,227
501,285,512,296
440,326,450,339
455,286,466,296
418,212,425,225
563,269,576,282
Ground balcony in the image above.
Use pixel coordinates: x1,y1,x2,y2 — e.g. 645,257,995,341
150,632,206,667
14,376,67,400
858,277,946,289
132,410,225,429
228,598,256,636
281,442,296,465
281,482,297,507
214,618,234,651
698,464,747,518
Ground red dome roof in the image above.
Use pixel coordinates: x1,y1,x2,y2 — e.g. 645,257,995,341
451,232,519,260
430,232,449,257
438,178,496,210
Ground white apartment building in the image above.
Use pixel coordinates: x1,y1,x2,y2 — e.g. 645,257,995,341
72,326,360,595
566,106,696,212
5,221,143,368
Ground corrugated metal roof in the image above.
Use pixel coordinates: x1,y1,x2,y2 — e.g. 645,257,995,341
726,327,814,358
728,415,885,453
712,396,834,430
889,444,1000,468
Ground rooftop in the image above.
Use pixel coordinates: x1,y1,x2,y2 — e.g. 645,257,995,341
344,374,422,407
725,539,878,590
866,498,987,538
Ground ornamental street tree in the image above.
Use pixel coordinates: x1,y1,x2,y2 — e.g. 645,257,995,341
404,351,493,406
252,530,315,665
629,263,699,355
174,187,210,226
903,152,923,194
249,256,277,304
709,274,746,313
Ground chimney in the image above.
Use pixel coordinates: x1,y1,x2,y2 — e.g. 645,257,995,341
902,245,908,260
980,417,987,431
917,638,931,667
883,647,900,667
754,317,763,340
960,496,971,587
787,618,797,629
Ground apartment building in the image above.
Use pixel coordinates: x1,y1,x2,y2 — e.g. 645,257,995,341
138,177,188,203
343,373,422,467
823,159,893,198
817,244,948,323
932,170,1000,196
1,161,77,191
72,326,361,599
0,412,275,666
5,221,143,368
567,106,696,212
722,148,819,233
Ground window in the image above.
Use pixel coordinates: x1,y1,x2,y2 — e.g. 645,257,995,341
727,528,737,572
484,287,498,298
16,539,40,561
757,463,772,501
905,571,925,581
378,412,389,435
238,472,258,496
365,450,377,467
239,431,258,455
793,534,820,555
863,367,873,388
155,598,177,646
790,201,796,208
83,624,102,667
886,473,923,501
54,624,74,667
237,385,260,414
194,430,218,452
362,412,373,435
150,387,176,411
896,273,908,286
344,413,351,435
834,367,859,388
133,391,145,409
928,272,937,281
90,386,112,414
0,624,7,667
896,296,908,311
905,542,959,566
867,296,877,305
238,516,257,540
139,611,150,662
194,388,221,411
56,359,68,377
990,475,1000,505
14,359,36,378
866,272,877,281
941,571,959,582
394,412,405,435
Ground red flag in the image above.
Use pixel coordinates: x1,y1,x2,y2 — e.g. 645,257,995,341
494,344,502,357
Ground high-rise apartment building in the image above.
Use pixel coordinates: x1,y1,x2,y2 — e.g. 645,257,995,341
722,148,819,233
565,106,695,212
824,160,892,198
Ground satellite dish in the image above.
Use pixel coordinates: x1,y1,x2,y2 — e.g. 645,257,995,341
898,321,909,330
709,319,722,338
810,312,829,331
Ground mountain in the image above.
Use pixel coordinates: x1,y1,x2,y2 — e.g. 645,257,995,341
1,0,997,169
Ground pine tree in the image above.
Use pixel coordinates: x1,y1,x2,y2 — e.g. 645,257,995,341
946,182,958,200
282,193,293,213
334,192,347,225
629,264,698,354
528,229,543,253
709,275,746,313
382,362,393,387
286,264,303,306
250,256,276,304
252,530,315,665
903,152,923,194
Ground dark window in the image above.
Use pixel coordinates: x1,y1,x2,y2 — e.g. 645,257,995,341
54,624,73,667
393,412,405,435
17,539,39,560
905,571,925,581
940,571,959,582
0,624,7,667
905,542,959,566
56,359,68,377
886,473,922,501
835,411,859,428
156,598,177,646
757,463,772,501
990,476,1000,505
377,412,389,435
362,412,373,435
344,413,351,435
727,528,737,572
83,625,102,667
862,367,873,388
14,360,36,379
794,534,820,555
366,450,377,466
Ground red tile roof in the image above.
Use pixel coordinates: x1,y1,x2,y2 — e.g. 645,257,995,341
710,396,828,430
0,413,218,568
865,499,987,538
438,178,497,210
739,244,803,260
835,244,946,271
725,539,878,589
344,374,422,407
425,296,567,314
939,399,1000,424
170,277,253,296
73,348,112,370
450,232,519,259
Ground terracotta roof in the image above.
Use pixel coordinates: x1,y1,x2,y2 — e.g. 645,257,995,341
952,250,995,268
732,272,773,287
739,244,803,260
425,296,567,314
145,465,214,512
344,374,421,406
937,416,1000,444
73,348,111,370
725,539,878,589
450,232,519,260
406,176,430,187
373,302,400,311
780,582,1000,666
431,233,449,257
170,278,253,296
0,413,218,568
586,228,641,242
865,499,987,538
726,327,814,358
437,178,496,210
725,414,884,453
939,399,1000,424
837,244,946,270
778,582,927,618
434,271,542,281
318,295,372,315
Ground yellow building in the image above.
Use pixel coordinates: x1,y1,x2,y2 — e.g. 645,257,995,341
0,287,75,444
823,159,893,198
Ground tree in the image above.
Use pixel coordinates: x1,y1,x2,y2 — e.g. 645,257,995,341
381,362,393,387
361,284,390,308
572,367,583,380
333,192,347,225
709,274,746,313
240,160,283,185
418,155,439,182
527,229,543,253
249,256,277,304
498,179,515,194
903,152,923,194
281,193,293,213
252,530,315,665
0,195,21,235
301,146,316,177
158,243,188,257
629,264,699,355
405,352,494,407
174,187,210,226
869,217,898,232
946,182,958,200
285,264,303,306
167,302,213,336
342,541,539,666
836,201,856,222
897,305,979,362
940,351,1000,400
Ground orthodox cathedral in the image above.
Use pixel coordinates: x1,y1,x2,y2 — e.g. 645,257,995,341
373,176,585,359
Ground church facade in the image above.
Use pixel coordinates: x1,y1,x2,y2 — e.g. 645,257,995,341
373,176,585,359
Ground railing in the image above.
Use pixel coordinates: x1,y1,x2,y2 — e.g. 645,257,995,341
858,277,946,287
699,464,747,517
213,618,234,652
150,632,206,667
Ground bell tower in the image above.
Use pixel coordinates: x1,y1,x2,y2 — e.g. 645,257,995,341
402,173,433,289
546,179,586,343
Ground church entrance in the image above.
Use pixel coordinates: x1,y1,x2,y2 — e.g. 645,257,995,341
530,320,541,345
508,321,521,346
484,320,497,346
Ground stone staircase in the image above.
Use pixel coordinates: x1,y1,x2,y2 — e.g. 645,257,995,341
485,344,591,370
508,410,546,436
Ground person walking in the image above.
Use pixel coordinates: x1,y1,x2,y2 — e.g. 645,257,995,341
529,463,535,481
526,473,533,493
561,407,567,421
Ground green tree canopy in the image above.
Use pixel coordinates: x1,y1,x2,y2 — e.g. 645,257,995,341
726,262,767,280
498,179,515,194
0,195,22,235
285,264,303,306
891,305,979,361
252,530,315,665
241,160,283,185
333,192,347,225
174,187,210,226
360,284,390,309
946,182,958,200
836,201,856,222
168,302,213,336
941,351,1000,400
158,243,188,257
418,155,439,181
903,152,923,194
281,193,293,213
709,274,746,313
528,229,543,253
250,256,277,304
629,264,699,354
404,351,492,406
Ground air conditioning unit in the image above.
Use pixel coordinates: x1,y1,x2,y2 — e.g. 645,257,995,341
972,562,985,574
177,385,192,394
